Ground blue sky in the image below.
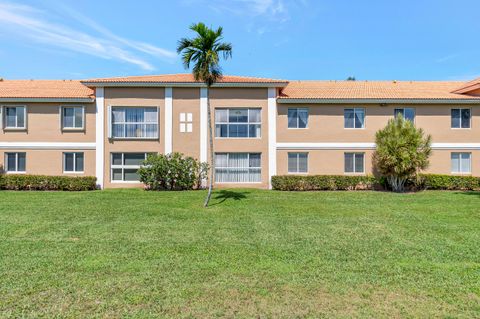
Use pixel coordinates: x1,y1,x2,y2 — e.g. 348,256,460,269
0,0,479,81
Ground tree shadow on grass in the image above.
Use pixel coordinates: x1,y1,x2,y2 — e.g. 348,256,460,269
452,191,480,198
209,190,249,206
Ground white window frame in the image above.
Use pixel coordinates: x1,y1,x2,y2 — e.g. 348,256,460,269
3,105,27,130
451,108,471,129
394,107,416,123
5,152,26,173
63,152,84,174
61,105,85,130
344,108,365,129
214,153,262,183
288,152,308,174
110,152,150,183
215,108,262,139
110,107,159,139
287,108,309,129
344,152,365,174
451,152,471,174
179,112,193,133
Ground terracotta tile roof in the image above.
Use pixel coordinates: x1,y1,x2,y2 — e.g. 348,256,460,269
82,73,288,84
279,80,480,100
0,80,94,100
451,77,480,94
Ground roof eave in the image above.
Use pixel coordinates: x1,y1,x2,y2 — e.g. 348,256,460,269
277,98,480,104
81,81,288,88
0,97,95,103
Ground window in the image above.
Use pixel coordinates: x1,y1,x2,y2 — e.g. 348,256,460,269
5,152,26,173
288,108,308,128
62,106,84,129
215,108,261,138
4,106,26,129
111,153,152,182
111,107,158,138
394,108,415,122
451,152,471,174
63,152,84,173
215,153,261,183
179,113,193,133
288,152,308,173
344,153,364,173
344,108,365,128
451,109,471,129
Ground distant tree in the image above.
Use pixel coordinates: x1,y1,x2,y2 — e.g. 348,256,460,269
346,76,356,81
373,115,432,192
177,22,232,207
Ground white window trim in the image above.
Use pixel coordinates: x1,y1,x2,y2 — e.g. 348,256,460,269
451,152,472,174
287,107,309,129
394,107,416,123
110,106,159,140
215,108,262,139
2,105,27,130
344,108,366,129
110,152,149,183
344,152,365,174
63,152,85,174
287,152,309,174
451,108,472,130
179,112,193,133
214,152,262,184
61,105,85,131
5,152,26,173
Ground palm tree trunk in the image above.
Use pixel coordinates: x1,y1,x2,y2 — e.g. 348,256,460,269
204,86,214,207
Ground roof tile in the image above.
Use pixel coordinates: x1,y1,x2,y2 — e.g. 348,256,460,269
0,80,94,99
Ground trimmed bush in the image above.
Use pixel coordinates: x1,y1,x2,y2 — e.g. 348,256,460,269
416,174,480,190
0,175,97,191
271,175,379,191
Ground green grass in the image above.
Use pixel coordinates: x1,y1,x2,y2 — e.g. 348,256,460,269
0,189,479,318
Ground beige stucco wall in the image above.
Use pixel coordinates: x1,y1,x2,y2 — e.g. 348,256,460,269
277,149,480,177
172,88,200,158
0,149,95,176
0,102,95,142
103,87,165,188
277,104,480,143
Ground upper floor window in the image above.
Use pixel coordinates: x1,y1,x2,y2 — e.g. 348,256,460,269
215,108,261,138
288,152,308,173
62,106,84,130
344,152,364,173
288,108,308,128
111,107,158,139
451,152,471,174
5,152,26,173
4,106,26,129
394,108,415,122
63,152,84,173
344,108,365,129
451,108,470,129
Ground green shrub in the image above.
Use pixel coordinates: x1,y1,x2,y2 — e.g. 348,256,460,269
138,152,208,191
271,175,379,191
0,175,97,191
416,174,480,190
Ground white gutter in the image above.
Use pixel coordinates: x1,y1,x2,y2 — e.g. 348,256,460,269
277,98,480,104
0,98,95,103
80,82,288,88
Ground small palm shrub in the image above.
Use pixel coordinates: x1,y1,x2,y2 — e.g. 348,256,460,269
138,152,208,191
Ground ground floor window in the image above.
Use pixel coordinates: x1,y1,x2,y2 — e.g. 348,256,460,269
451,152,471,174
63,152,84,173
5,152,26,173
288,152,308,173
344,152,364,173
215,153,261,183
111,153,151,182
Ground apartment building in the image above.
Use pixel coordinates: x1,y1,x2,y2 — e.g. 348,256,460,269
1,74,480,189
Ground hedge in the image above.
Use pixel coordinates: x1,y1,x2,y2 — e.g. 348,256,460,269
0,175,97,191
271,175,379,191
417,174,480,190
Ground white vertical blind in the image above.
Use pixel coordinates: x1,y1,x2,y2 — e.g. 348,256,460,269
215,153,261,183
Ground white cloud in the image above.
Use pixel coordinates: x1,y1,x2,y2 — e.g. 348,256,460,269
0,2,176,71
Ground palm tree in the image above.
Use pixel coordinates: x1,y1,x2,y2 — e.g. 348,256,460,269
177,23,232,207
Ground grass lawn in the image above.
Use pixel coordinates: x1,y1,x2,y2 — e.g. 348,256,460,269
0,189,479,318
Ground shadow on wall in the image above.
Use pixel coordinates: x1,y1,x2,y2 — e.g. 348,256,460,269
210,190,249,206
